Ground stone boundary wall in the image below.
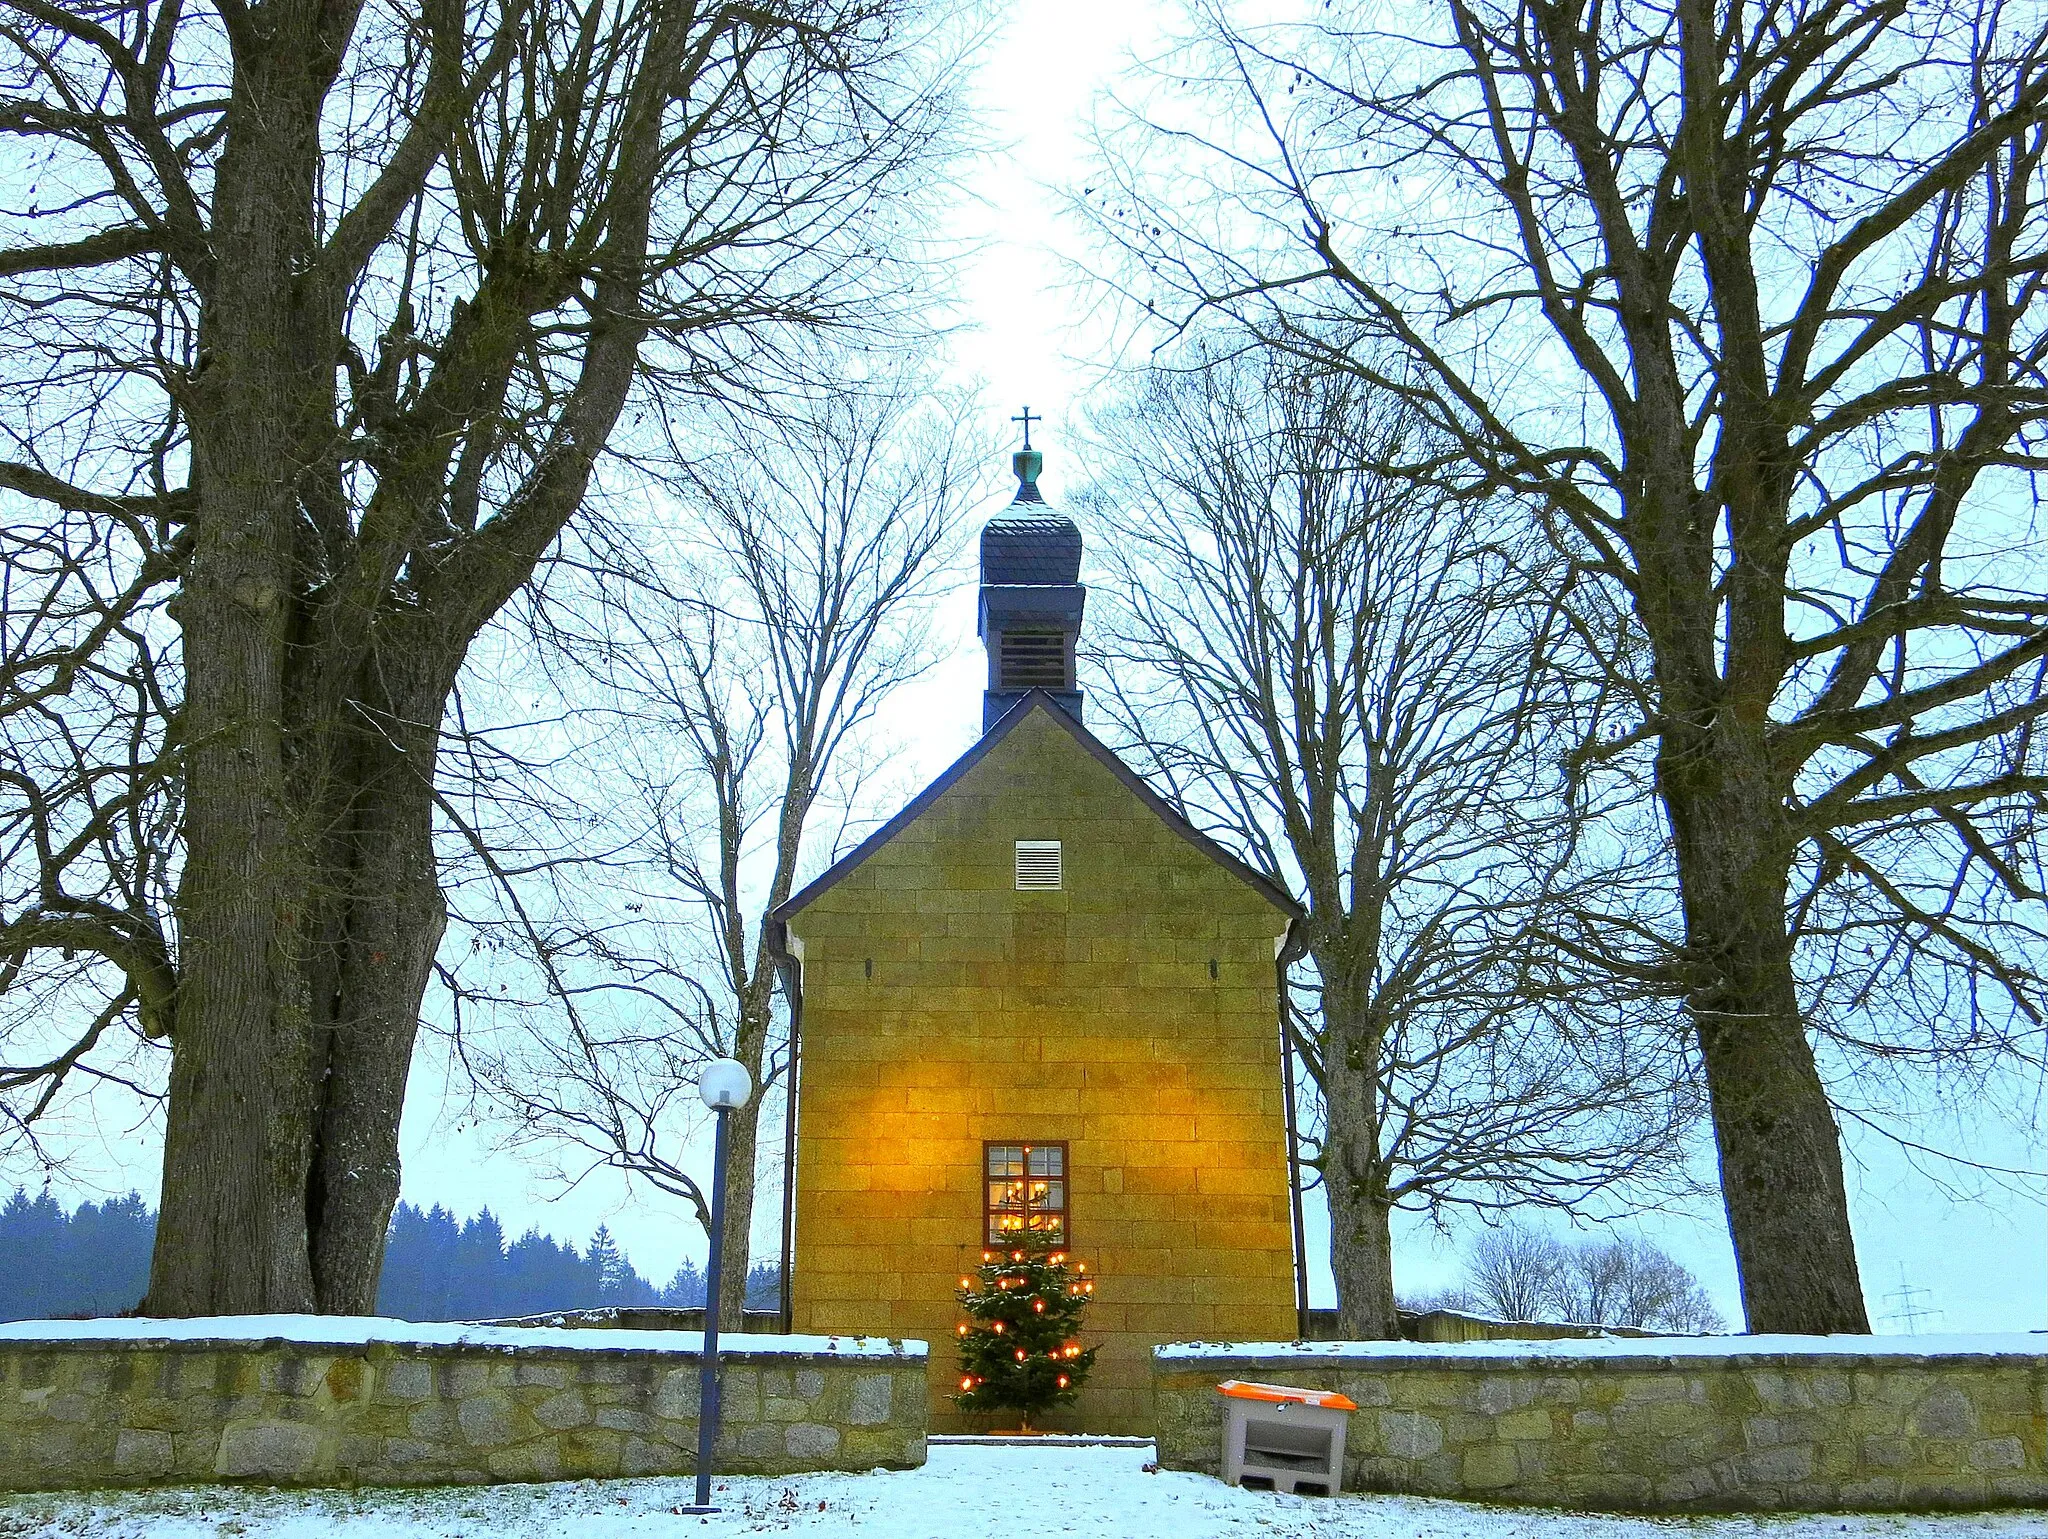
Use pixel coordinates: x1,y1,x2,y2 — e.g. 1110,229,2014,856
1153,1336,2048,1513
0,1319,927,1492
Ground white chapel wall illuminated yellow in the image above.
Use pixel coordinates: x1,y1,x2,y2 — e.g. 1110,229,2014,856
784,706,1298,1434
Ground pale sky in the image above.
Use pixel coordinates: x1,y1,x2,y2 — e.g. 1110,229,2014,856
35,0,2048,1335
375,0,1185,1304
390,0,2048,1332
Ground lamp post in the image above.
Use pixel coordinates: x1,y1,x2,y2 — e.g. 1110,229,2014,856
683,1056,753,1516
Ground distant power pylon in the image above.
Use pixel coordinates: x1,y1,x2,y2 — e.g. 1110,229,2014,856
1883,1266,1942,1333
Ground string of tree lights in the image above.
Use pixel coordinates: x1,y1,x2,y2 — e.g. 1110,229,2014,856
953,1240,1097,1430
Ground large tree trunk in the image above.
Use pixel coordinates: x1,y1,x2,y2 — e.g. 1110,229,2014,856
305,646,455,1312
53,0,873,1323
144,53,651,1313
715,993,775,1322
148,40,329,1317
306,773,446,1312
1324,1120,1399,1339
1658,732,1869,1335
153,623,458,1314
145,62,517,1308
716,1094,765,1322
1319,975,1399,1338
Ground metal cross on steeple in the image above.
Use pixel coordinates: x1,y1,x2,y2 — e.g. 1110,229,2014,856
1010,406,1040,451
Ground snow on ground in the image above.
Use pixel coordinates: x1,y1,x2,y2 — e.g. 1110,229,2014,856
0,1317,919,1358
1,1444,2039,1539
1160,1333,2048,1364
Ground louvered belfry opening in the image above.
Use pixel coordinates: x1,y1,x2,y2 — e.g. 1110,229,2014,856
999,629,1069,691
979,437,1086,732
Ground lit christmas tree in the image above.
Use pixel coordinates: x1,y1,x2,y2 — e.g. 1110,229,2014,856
952,1239,1097,1430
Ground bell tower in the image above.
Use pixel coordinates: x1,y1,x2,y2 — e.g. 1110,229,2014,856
979,408,1085,732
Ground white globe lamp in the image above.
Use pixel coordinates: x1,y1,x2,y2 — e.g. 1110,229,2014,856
697,1057,753,1112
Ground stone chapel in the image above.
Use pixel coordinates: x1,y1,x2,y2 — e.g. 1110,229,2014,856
766,437,1305,1434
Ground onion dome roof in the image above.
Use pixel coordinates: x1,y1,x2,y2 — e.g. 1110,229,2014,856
980,445,1081,585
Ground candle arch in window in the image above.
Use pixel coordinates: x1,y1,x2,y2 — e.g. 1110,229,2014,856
984,1141,1067,1246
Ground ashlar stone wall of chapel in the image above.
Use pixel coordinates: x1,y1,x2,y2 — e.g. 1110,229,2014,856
786,707,1299,1435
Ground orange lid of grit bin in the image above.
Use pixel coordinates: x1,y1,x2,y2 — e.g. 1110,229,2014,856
1215,1380,1358,1412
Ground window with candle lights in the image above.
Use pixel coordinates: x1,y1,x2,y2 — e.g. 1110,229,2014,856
984,1141,1067,1246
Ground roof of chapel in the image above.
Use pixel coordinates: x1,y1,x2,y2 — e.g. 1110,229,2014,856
766,690,1303,940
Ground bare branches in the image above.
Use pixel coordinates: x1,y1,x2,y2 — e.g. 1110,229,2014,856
1080,342,1699,1334
0,500,178,1183
316,0,522,293
1452,1221,1725,1333
1081,0,2048,1328
0,226,163,279
454,365,982,1312
0,0,975,1306
0,461,190,527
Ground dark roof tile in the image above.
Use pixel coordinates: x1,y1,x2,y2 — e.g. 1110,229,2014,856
981,509,1082,586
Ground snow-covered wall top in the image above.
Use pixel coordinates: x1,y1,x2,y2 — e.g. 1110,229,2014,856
1156,1331,2048,1366
0,1314,926,1358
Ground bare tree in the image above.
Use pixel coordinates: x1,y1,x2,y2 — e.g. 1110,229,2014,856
462,373,984,1320
1462,1223,1569,1323
1079,344,1700,1337
1555,1233,1725,1334
1462,1221,1723,1332
1083,0,2048,1331
0,0,971,1313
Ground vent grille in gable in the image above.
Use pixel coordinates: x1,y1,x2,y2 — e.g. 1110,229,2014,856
1014,840,1062,890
